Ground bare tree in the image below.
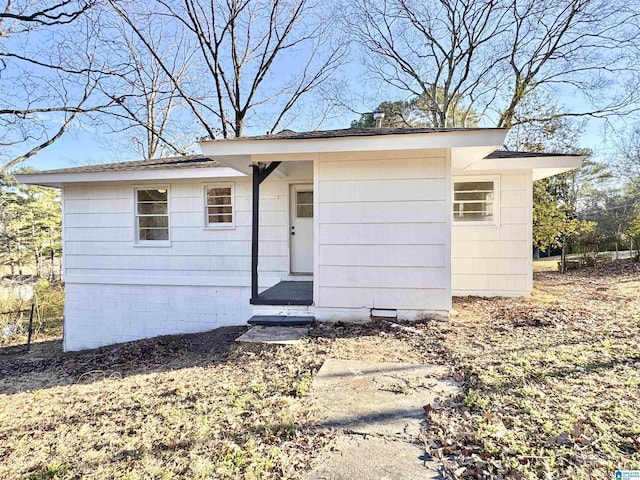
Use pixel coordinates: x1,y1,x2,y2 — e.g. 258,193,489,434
614,126,640,181
497,0,640,128
92,9,200,159
0,0,113,172
0,0,92,26
343,0,508,127
344,0,640,129
109,0,348,138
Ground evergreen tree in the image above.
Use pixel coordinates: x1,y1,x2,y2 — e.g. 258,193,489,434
352,91,479,128
0,172,62,278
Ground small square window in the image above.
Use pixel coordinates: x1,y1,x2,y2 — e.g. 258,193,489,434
205,184,234,227
453,178,498,224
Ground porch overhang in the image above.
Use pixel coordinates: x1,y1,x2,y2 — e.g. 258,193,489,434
199,128,509,173
461,152,585,180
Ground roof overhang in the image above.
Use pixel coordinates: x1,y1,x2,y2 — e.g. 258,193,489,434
199,129,509,175
15,165,244,188
16,129,582,186
462,154,585,180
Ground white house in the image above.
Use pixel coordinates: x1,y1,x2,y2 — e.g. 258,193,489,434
17,127,583,351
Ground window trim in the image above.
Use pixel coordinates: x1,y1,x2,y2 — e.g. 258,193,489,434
203,182,235,230
133,185,171,246
452,175,500,226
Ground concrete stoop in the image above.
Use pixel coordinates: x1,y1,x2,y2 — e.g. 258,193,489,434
235,325,310,344
247,315,315,326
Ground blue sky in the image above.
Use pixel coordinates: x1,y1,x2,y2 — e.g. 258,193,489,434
16,44,622,172
22,97,612,172
6,0,637,174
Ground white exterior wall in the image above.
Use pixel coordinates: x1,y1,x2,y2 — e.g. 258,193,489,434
314,149,452,320
61,166,312,351
59,157,534,350
451,169,533,297
63,283,251,351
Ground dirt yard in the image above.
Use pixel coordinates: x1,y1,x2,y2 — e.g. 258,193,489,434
0,260,638,479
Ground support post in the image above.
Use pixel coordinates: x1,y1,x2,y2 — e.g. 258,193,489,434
251,164,260,300
251,161,282,303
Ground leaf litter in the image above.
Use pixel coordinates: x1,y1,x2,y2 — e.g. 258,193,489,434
423,260,640,479
0,260,638,479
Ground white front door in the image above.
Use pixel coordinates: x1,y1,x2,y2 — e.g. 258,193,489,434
290,184,314,274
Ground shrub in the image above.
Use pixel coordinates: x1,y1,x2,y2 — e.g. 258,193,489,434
0,279,64,345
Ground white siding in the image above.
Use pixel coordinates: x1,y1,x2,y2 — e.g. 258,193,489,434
451,169,533,296
314,149,452,317
63,179,296,284
61,167,311,351
60,155,537,349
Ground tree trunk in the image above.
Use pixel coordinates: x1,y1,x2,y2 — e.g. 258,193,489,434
7,241,14,275
17,241,22,275
534,246,540,260
560,236,567,274
50,249,54,282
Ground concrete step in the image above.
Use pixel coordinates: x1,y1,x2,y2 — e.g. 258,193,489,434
247,315,315,327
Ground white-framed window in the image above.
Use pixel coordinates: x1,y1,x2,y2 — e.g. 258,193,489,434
204,183,234,228
453,176,500,225
134,186,170,244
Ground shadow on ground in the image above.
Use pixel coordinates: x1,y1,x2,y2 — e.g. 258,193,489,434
0,316,449,395
0,326,249,394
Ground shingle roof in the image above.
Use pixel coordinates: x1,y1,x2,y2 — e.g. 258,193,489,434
486,150,579,159
34,155,220,175
28,132,575,177
216,126,505,141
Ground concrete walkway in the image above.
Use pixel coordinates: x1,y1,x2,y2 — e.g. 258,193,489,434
305,359,460,480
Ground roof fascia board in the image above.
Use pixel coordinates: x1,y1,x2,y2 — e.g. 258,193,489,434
199,129,509,157
532,167,579,181
16,166,245,187
251,153,317,162
465,155,584,171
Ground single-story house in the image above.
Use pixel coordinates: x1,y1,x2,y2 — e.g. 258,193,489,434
17,127,583,351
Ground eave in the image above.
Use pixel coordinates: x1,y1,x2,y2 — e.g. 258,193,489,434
199,129,510,174
15,166,244,188
461,154,585,180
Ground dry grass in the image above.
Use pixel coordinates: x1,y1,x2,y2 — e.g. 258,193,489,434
426,260,640,479
0,280,64,348
1,262,638,479
0,328,332,479
0,320,446,480
532,259,558,272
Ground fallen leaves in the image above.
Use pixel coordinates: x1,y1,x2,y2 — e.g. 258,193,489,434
0,328,334,479
422,260,640,479
0,260,637,479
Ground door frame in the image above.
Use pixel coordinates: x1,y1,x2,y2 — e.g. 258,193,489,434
288,182,314,275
